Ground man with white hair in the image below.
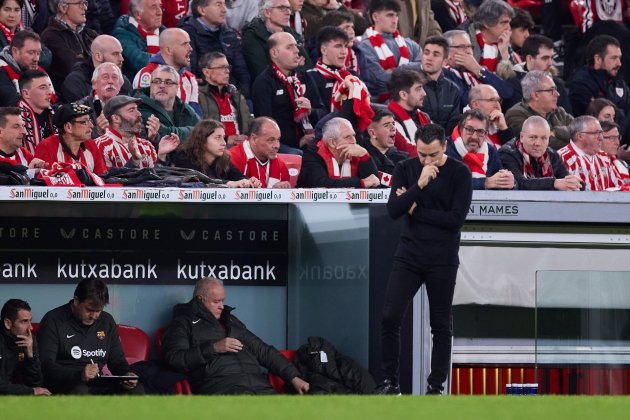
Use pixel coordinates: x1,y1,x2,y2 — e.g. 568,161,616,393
499,115,582,190
557,115,625,191
297,117,380,188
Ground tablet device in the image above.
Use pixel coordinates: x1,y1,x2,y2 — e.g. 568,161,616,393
91,375,138,386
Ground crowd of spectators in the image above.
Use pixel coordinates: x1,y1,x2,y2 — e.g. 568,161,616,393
0,0,629,191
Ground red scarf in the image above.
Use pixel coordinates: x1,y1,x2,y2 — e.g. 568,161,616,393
313,60,373,131
315,139,366,179
129,16,160,54
0,22,15,45
476,30,499,72
516,138,553,177
444,65,479,88
271,63,310,125
365,26,409,70
388,100,430,146
211,89,238,136
37,162,106,187
452,125,489,177
445,0,467,25
344,46,359,74
18,99,56,156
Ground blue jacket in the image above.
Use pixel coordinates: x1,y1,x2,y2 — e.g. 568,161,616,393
446,138,505,190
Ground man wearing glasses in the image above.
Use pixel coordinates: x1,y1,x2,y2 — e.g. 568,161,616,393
446,109,514,190
506,70,574,150
41,0,98,89
467,84,513,148
558,116,627,191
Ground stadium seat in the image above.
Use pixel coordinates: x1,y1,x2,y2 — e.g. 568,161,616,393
277,154,302,188
117,324,151,365
154,325,192,395
506,0,543,20
570,0,585,28
267,349,297,394
31,322,39,336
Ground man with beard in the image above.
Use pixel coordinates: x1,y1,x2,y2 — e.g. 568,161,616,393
445,108,515,190
17,70,56,157
133,28,201,117
95,95,180,169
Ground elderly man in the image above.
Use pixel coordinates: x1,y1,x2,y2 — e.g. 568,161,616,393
357,0,422,102
252,31,323,154
61,35,131,103
34,102,107,175
558,116,625,191
133,65,200,143
600,121,630,181
446,109,514,190
442,29,513,109
229,117,290,188
38,279,143,395
297,117,380,188
113,0,166,80
17,70,56,157
198,52,252,148
133,28,201,117
96,96,179,169
41,0,98,89
506,70,573,150
0,106,46,173
499,116,582,191
468,84,513,148
162,277,310,395
178,0,251,98
242,0,311,83
0,299,50,395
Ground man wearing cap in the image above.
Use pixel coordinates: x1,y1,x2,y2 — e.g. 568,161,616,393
34,103,107,175
95,96,180,169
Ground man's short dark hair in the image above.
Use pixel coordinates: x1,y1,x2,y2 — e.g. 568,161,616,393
423,35,449,57
322,9,354,27
510,7,534,30
191,0,211,18
371,106,394,123
74,279,109,307
458,108,488,131
388,68,425,101
415,123,445,145
199,51,227,70
316,26,350,54
10,30,40,50
586,34,621,66
600,120,620,133
1,299,31,324
368,0,401,21
19,69,48,92
521,34,554,60
0,106,21,127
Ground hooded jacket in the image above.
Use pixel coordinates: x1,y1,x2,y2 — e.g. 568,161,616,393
161,298,300,395
0,329,43,395
0,46,54,107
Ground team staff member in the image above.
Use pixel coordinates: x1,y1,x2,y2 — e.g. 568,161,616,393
37,279,144,395
0,299,50,395
375,124,472,395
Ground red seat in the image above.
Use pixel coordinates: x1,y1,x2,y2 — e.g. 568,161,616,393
154,325,192,395
31,322,39,336
277,154,302,188
117,324,151,365
268,349,297,394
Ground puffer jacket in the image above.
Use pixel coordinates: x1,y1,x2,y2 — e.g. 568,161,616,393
161,298,300,395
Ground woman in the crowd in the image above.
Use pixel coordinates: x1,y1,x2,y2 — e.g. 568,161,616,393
586,98,617,123
171,119,259,188
0,0,21,48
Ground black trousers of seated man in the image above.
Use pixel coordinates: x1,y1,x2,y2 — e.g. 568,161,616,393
380,257,457,391
61,381,145,395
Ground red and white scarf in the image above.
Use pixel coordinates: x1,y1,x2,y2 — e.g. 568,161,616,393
241,141,282,188
452,125,489,177
345,46,359,74
0,62,56,103
365,26,409,70
0,21,16,45
445,0,467,26
95,128,157,169
37,162,106,187
516,138,553,178
476,30,499,72
1,148,32,166
388,100,430,146
444,65,479,88
316,139,367,179
129,16,160,54
211,88,238,136
18,99,56,156
134,61,198,104
313,60,373,131
290,11,305,35
271,63,311,131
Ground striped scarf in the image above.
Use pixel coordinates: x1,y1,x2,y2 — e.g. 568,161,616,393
388,100,430,146
476,30,499,72
315,139,363,179
129,16,160,54
365,26,409,70
453,125,489,177
344,46,359,74
445,0,467,26
516,138,553,177
271,63,309,124
444,65,479,87
18,99,56,156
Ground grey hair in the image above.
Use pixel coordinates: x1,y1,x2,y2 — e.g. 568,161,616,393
151,64,180,84
322,117,353,145
48,0,68,14
259,0,276,18
442,29,469,46
474,0,515,29
129,0,145,16
522,115,550,133
521,70,552,102
569,115,598,140
91,62,123,84
193,277,224,298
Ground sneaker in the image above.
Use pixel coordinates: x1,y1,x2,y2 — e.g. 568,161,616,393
375,379,401,395
426,385,443,395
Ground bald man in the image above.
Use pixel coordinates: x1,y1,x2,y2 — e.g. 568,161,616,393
61,35,132,103
133,28,201,117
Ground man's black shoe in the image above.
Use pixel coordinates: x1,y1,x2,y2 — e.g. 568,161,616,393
375,379,401,395
426,385,443,395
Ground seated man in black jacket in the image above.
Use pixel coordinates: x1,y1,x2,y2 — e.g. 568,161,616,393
162,277,310,395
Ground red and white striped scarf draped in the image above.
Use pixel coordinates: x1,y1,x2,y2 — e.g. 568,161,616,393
241,141,282,188
388,100,430,145
290,11,305,35
515,138,553,177
558,141,624,191
271,63,309,123
0,21,16,45
18,99,56,156
38,162,106,186
344,46,359,74
444,65,479,87
476,30,499,72
315,139,362,179
129,16,160,54
95,128,157,169
365,26,409,70
313,60,373,131
210,89,238,136
445,0,467,26
452,125,489,177
0,61,57,103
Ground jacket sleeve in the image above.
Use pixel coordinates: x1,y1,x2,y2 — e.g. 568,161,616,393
386,160,423,219
549,108,573,149
499,145,557,190
251,74,274,118
480,68,514,101
104,325,130,375
162,319,218,373
568,76,594,118
37,314,83,386
357,40,390,99
40,30,91,78
296,148,363,188
242,30,268,83
60,71,89,103
228,34,252,99
113,26,152,78
0,70,19,107
505,105,527,138
237,93,254,134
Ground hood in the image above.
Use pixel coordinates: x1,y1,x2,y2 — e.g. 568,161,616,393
173,298,235,322
0,45,20,71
